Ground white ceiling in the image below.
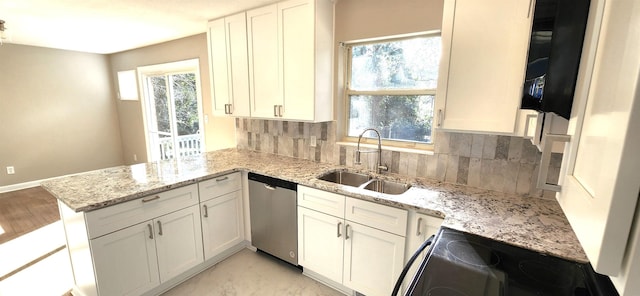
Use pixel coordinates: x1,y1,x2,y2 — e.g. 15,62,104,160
0,0,278,54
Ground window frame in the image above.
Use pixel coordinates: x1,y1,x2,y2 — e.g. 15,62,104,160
342,32,441,151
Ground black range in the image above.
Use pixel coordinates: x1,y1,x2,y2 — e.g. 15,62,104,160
404,227,618,296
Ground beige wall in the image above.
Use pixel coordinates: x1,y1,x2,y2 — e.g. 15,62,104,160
0,44,124,187
335,0,444,42
109,34,236,164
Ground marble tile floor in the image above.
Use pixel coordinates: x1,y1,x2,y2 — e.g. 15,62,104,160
162,249,344,296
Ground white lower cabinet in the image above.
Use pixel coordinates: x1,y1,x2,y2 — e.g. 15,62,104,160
297,185,407,296
198,173,244,261
298,206,345,283
343,222,406,296
91,222,159,296
154,206,204,282
91,205,203,296
403,212,444,292
201,191,244,260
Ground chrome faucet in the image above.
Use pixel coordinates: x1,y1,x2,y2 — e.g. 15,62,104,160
354,128,388,174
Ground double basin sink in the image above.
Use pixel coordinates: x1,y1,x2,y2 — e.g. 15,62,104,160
317,171,411,195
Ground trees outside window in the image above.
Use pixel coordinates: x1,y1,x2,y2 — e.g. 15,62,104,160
346,35,441,145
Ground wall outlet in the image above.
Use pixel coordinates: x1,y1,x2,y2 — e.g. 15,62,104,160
6,166,15,175
310,136,317,147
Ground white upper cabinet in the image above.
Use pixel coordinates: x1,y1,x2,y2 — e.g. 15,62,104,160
556,0,640,277
247,5,281,118
435,0,533,133
241,0,334,121
207,13,251,117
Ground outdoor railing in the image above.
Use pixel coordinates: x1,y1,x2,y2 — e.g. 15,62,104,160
158,134,201,160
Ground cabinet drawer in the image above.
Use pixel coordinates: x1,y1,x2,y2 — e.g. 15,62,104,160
198,172,242,202
297,185,345,217
345,198,407,236
86,184,199,239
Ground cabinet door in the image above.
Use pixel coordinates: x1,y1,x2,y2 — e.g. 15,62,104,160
278,0,315,120
208,18,232,116
155,205,204,282
556,0,640,275
247,5,281,119
435,0,532,133
297,207,344,284
403,213,443,292
201,191,244,260
343,222,406,296
92,222,159,296
226,12,251,117
405,213,442,261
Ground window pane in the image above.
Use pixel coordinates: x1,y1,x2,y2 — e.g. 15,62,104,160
350,36,441,91
348,95,435,144
148,76,171,135
170,73,199,136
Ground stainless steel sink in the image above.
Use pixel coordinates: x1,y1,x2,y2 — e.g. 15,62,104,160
317,171,371,187
362,179,411,195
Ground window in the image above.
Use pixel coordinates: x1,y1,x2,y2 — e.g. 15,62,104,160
345,33,441,147
138,59,204,161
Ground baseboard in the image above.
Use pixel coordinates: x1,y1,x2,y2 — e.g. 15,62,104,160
0,180,42,193
0,168,107,194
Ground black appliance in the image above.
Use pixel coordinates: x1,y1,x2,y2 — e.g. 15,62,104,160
521,0,590,119
400,227,619,296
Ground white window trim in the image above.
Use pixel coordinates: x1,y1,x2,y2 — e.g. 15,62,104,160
340,31,441,151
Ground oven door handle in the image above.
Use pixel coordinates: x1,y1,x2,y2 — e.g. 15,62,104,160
391,234,435,296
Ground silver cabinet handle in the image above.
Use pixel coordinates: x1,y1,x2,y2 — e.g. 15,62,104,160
337,222,342,238
416,217,423,236
273,105,278,117
345,224,350,240
278,105,284,117
216,176,229,182
147,224,153,239
142,195,160,203
437,109,443,127
537,133,570,192
203,205,209,218
157,221,163,236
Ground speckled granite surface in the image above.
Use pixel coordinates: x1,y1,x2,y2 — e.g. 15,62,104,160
42,148,587,263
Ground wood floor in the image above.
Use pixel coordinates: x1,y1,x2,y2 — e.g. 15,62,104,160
0,187,60,244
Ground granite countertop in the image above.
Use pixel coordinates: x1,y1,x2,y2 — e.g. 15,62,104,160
42,148,588,263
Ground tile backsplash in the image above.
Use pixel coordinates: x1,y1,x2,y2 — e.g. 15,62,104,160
235,119,561,199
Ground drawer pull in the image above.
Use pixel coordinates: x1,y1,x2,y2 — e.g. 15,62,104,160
337,222,342,238
416,217,423,236
216,176,229,182
147,224,153,239
142,195,160,203
157,221,163,236
203,205,209,218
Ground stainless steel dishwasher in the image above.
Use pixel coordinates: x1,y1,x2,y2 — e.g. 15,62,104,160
248,172,298,266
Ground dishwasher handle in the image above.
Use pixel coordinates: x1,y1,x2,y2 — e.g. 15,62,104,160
264,184,276,190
